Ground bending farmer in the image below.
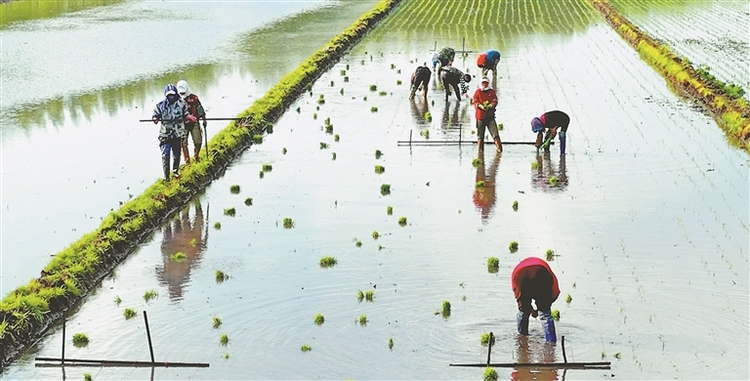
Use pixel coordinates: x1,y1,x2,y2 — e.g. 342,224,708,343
472,76,502,152
152,84,195,181
476,49,501,78
531,110,570,154
440,66,471,102
409,64,432,100
177,80,207,163
511,257,560,342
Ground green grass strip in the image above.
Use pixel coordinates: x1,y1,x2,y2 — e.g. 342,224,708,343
589,0,750,153
0,0,402,370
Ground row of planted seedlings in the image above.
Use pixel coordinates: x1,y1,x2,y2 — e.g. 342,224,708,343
0,0,404,370
588,0,749,152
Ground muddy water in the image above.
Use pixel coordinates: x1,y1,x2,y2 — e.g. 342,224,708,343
0,0,381,295
4,1,748,379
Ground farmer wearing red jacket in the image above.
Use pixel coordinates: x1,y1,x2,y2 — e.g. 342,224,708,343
512,257,560,342
472,77,502,152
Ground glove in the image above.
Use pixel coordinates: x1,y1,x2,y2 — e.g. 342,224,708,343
152,117,159,124
186,115,197,123
202,120,207,128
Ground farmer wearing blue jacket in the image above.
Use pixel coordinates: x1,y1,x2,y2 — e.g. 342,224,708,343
152,84,195,181
477,49,501,78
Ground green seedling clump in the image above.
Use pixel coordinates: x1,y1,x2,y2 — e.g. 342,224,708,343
365,290,374,302
475,180,485,189
487,257,499,273
84,373,92,381
334,134,340,142
343,76,349,82
375,149,383,159
283,218,294,228
379,91,387,96
223,207,236,217
190,238,198,247
320,142,330,149
318,94,325,104
244,197,253,206
262,163,273,172
601,351,607,359
219,333,229,346
214,222,221,230
314,313,325,326
546,249,555,261
480,332,495,346
143,290,158,302
372,230,380,239
472,158,483,167
170,252,187,262
374,165,385,174
420,130,430,139
332,152,337,160
114,296,122,306
358,314,368,326
223,352,230,359
301,344,312,352
319,256,337,268
216,270,228,283
509,241,519,253
213,316,222,329
252,134,263,144
512,200,519,211
549,176,558,185
124,308,136,320
369,84,377,91
357,290,365,302
396,80,402,85
388,337,394,349
313,112,318,119
259,171,264,179
72,333,89,347
380,184,391,195
282,147,287,154
551,310,561,321
370,106,378,112
442,300,451,317
230,184,241,194
614,352,621,359
424,111,432,121
484,367,499,381
386,206,393,215
531,161,539,170
566,294,572,303
355,238,362,247
398,216,407,226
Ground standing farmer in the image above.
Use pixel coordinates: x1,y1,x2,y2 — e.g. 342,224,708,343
440,66,472,102
152,84,195,181
511,257,560,342
531,110,570,154
176,80,207,163
472,77,502,152
409,64,432,100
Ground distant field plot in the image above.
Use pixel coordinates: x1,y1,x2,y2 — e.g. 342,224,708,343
610,0,749,94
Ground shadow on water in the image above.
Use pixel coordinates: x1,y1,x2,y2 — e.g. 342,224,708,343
531,152,568,192
156,199,209,302
474,150,501,223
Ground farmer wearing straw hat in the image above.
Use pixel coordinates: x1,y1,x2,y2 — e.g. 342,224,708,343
531,110,570,154
472,76,502,152
512,257,560,342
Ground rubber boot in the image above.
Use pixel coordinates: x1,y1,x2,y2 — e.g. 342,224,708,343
182,144,191,164
193,145,201,163
161,155,170,181
517,311,530,335
172,150,181,179
539,310,557,342
494,136,502,153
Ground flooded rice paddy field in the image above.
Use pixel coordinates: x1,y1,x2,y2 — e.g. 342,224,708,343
0,0,381,295
5,1,749,379
610,0,750,93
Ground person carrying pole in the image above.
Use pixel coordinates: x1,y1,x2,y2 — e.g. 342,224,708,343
152,84,194,181
176,80,207,163
531,110,570,154
440,66,472,102
472,76,502,152
409,63,432,100
477,49,501,82
511,257,560,342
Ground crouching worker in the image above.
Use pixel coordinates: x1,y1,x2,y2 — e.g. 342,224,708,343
476,49,501,78
152,84,195,181
409,64,431,100
440,66,472,102
530,110,570,154
511,257,560,342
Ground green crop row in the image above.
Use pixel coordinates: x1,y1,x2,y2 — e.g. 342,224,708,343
590,0,750,152
0,0,402,370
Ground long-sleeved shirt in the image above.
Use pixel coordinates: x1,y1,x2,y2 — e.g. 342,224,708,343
472,86,498,120
153,99,188,139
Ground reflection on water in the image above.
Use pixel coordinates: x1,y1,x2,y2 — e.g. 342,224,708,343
0,0,124,28
531,152,568,192
409,97,430,125
512,335,559,381
155,199,208,301
474,150,501,222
